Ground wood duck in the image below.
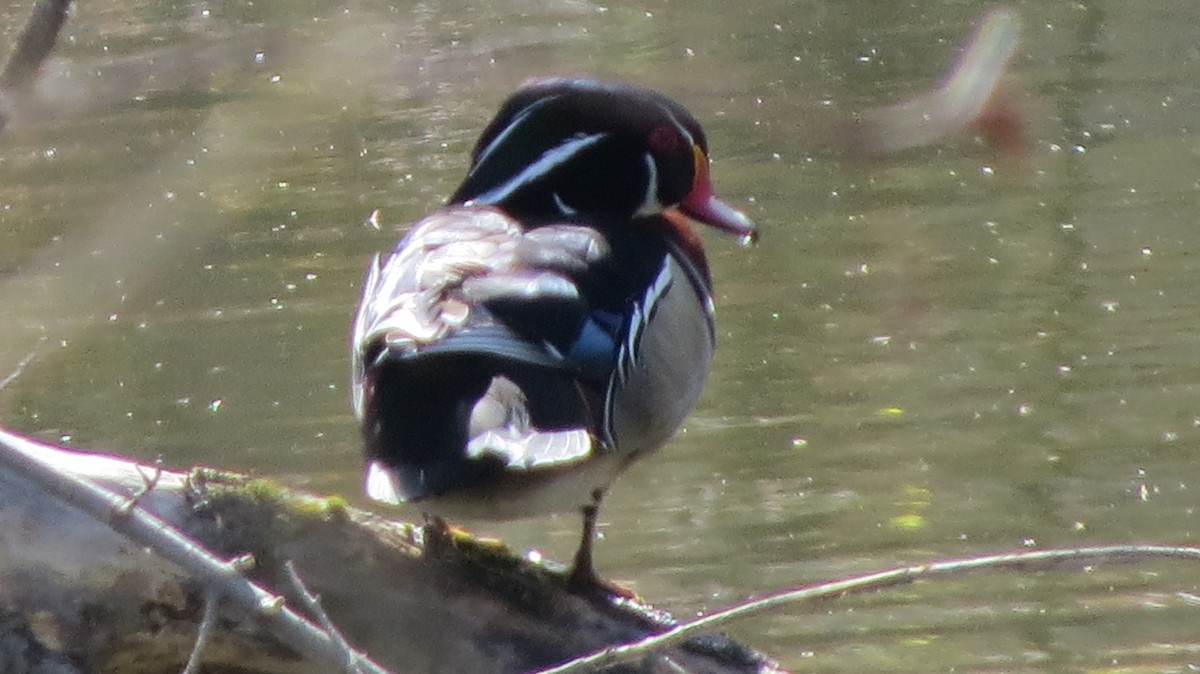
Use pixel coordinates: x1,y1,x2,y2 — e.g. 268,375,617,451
351,77,756,587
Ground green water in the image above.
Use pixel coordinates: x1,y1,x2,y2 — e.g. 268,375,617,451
2,0,1199,671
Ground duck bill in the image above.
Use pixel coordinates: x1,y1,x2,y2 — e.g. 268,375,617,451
678,187,757,244
676,146,758,244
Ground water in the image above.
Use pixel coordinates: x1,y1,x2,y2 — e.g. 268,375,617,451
2,0,1200,671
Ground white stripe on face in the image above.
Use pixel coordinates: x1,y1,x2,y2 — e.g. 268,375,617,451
467,132,609,207
634,106,697,216
661,107,696,147
632,152,660,217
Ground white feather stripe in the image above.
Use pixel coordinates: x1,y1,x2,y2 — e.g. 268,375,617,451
626,261,675,370
468,133,609,206
466,428,592,469
469,95,560,176
603,259,675,448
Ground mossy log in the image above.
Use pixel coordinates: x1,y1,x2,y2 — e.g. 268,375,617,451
0,437,785,674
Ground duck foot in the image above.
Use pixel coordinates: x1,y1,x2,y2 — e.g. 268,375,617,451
565,495,636,600
421,514,455,560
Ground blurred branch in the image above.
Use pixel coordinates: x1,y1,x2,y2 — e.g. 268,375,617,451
0,0,71,131
0,0,71,92
847,6,1025,158
850,6,1022,155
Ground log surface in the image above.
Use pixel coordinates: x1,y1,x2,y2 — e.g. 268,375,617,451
0,439,785,674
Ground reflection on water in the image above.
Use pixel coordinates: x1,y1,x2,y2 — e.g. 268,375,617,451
2,0,1200,671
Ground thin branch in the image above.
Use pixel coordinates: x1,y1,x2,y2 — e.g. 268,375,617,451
0,342,43,392
535,545,1200,674
182,587,220,674
117,457,164,515
0,426,397,674
284,560,364,674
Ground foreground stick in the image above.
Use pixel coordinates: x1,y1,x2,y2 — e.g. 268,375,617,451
0,427,393,674
0,431,781,674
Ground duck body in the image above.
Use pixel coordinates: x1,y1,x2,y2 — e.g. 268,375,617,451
353,205,716,520
351,77,754,581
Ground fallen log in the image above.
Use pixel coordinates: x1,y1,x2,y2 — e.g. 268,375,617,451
0,429,784,674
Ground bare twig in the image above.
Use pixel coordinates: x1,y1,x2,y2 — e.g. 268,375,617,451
0,343,43,392
284,560,364,674
535,545,1200,674
0,426,397,674
181,587,220,674
118,458,164,515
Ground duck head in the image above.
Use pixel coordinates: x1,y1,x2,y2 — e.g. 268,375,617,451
448,77,757,244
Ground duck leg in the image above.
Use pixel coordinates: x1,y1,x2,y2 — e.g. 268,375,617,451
421,513,455,560
567,489,603,589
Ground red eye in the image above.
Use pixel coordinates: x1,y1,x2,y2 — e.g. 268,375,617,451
648,124,684,156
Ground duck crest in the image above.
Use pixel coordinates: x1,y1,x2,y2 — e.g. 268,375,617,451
450,79,713,229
